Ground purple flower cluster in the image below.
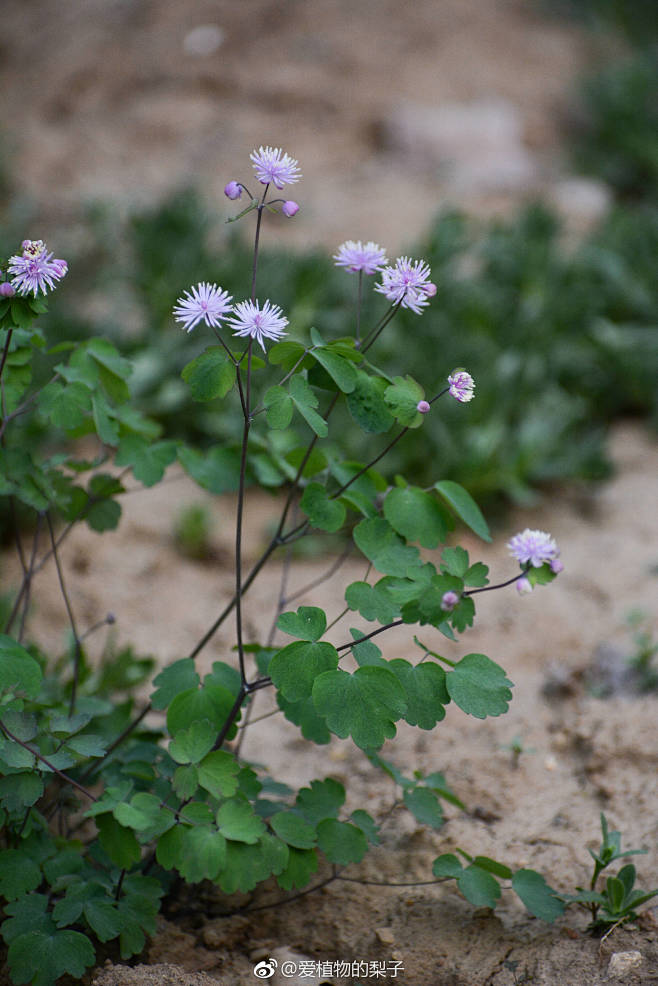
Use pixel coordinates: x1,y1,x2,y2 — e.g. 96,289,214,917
226,299,288,351
333,240,388,276
7,239,68,297
250,146,301,189
447,371,475,403
374,256,436,314
508,529,560,568
173,285,288,351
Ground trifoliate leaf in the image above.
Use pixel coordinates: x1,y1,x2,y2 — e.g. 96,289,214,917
169,718,216,764
197,750,240,798
113,792,164,832
269,640,339,702
403,787,444,830
383,486,450,548
181,346,235,401
434,480,491,542
295,778,345,825
8,928,95,986
347,371,395,434
310,348,357,393
512,869,565,922
151,659,199,710
276,606,327,641
446,654,514,719
345,580,400,624
388,659,449,729
264,385,293,429
464,562,489,588
276,847,318,891
458,865,501,908
216,798,266,844
383,375,425,428
0,849,42,900
353,517,421,576
270,811,317,849
312,666,407,750
300,482,346,532
219,834,289,894
317,819,368,865
0,635,43,698
277,693,331,744
440,546,470,578
96,815,141,870
179,827,227,883
289,375,328,437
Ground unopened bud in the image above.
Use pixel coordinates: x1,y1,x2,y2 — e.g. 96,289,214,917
550,559,564,574
416,400,431,414
424,282,438,298
224,180,242,200
441,590,460,612
282,200,300,217
0,281,16,298
516,577,533,596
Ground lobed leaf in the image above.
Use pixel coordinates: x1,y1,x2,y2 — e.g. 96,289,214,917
446,653,514,719
312,666,407,750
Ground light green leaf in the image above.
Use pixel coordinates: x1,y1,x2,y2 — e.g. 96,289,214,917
353,517,421,576
269,640,339,702
317,819,368,865
270,811,317,849
388,659,449,729
92,393,119,445
432,853,464,879
197,750,240,798
169,719,216,764
300,482,346,532
311,348,357,393
446,653,514,719
276,606,327,641
434,480,491,542
384,374,425,427
289,375,328,437
216,798,266,844
0,635,43,698
178,445,241,494
181,346,235,401
151,658,200,710
264,385,293,429
345,581,400,624
347,371,395,434
166,683,237,738
312,666,407,750
384,486,450,548
115,435,177,486
403,787,444,829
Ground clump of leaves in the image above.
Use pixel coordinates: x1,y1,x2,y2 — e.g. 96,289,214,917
173,503,215,561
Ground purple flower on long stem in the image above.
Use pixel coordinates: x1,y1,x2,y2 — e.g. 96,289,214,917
173,282,234,333
250,146,301,189
333,240,388,275
374,256,434,314
447,371,475,403
508,529,559,568
226,299,288,350
7,239,68,296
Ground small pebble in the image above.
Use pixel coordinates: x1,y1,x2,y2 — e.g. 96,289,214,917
607,950,642,977
375,926,395,946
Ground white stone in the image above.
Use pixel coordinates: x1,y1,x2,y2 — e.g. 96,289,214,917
607,950,643,977
183,24,224,57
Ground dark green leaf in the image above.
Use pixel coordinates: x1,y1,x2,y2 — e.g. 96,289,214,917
446,653,514,719
178,445,241,493
179,827,227,883
472,856,513,880
269,640,339,702
384,486,450,548
289,375,328,437
0,635,43,698
277,693,331,744
38,381,92,432
84,899,122,942
96,814,141,869
350,810,380,845
434,481,491,542
317,819,368,865
311,348,357,393
458,865,501,908
115,435,177,486
166,682,237,737
270,811,317,849
388,659,449,729
0,849,42,899
216,799,265,844
353,517,420,576
219,834,289,894
384,375,425,428
512,869,565,922
8,928,95,986
182,347,235,401
312,666,407,750
300,482,346,532
151,658,200,710
432,853,464,879
91,393,119,445
296,778,345,825
347,371,395,433
276,606,327,641
197,750,240,798
169,719,216,764
277,847,318,891
345,580,400,624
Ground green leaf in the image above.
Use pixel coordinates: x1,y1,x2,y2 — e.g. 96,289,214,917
264,385,293,429
384,486,450,548
353,517,421,577
347,371,395,434
0,636,43,698
464,562,489,588
312,666,407,750
156,825,185,870
85,497,121,533
388,659,449,729
317,819,368,865
115,435,177,486
446,653,514,719
440,546,470,578
472,856,513,880
8,928,95,986
276,606,327,642
434,481,491,542
87,338,132,401
269,640,339,702
276,847,318,891
458,865,501,908
350,810,380,845
172,764,198,800
181,347,235,401
91,393,119,445
65,734,107,758
38,380,92,431
151,658,200,710
169,718,216,764
219,834,289,894
345,581,400,625
512,869,565,922
277,693,331,744
403,787,444,829
311,348,357,393
289,375,328,437
179,827,227,883
432,854,464,879
216,798,266,844
167,683,237,737
197,750,240,798
300,482,346,533
96,814,141,869
296,778,345,825
384,375,425,428
0,849,42,900
84,899,122,942
349,631,386,667
113,792,163,832
270,811,317,849
268,339,307,369
1,894,51,943
178,445,241,494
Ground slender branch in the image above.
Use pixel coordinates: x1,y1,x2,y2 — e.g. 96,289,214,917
79,702,151,781
282,542,353,605
0,720,97,802
336,619,404,653
46,512,83,716
463,565,530,596
0,327,14,388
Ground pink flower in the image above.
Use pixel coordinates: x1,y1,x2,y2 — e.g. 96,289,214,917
447,371,475,403
7,239,68,296
224,181,242,200
441,590,460,612
333,240,388,275
282,200,300,217
508,529,559,568
250,146,301,189
374,256,434,314
516,577,533,596
226,299,288,350
416,400,431,414
173,282,234,333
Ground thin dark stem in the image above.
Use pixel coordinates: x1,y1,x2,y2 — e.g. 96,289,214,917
46,512,82,716
13,513,43,642
282,542,353,606
356,271,363,344
250,189,268,302
79,703,151,781
330,426,409,501
336,619,404,653
358,300,403,354
0,327,13,388
337,875,448,888
0,720,97,801
114,869,126,902
463,565,530,596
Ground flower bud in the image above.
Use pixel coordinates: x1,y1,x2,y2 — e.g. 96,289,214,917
441,590,460,612
224,180,242,200
424,282,438,298
282,200,300,217
416,400,431,414
516,577,533,596
0,281,16,298
550,559,564,574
